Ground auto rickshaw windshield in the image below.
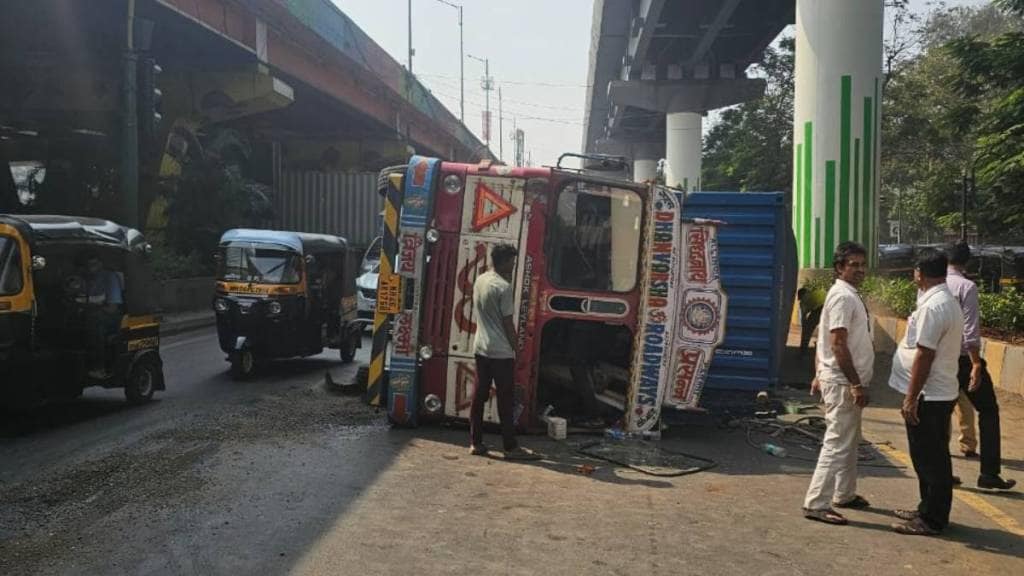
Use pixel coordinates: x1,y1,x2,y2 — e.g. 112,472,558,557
0,235,24,296
218,243,302,284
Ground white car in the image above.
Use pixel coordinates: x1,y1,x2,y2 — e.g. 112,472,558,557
356,236,381,326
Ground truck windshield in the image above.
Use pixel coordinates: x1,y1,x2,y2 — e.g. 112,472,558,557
218,244,302,284
547,182,642,292
0,236,24,296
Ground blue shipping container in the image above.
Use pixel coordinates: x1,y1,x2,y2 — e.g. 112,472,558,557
680,192,797,406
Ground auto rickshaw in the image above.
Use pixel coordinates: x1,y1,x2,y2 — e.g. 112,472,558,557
213,229,362,379
0,215,164,407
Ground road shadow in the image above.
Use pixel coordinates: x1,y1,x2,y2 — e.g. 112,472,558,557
0,394,154,439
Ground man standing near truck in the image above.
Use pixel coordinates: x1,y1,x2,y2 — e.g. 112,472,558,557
469,244,538,460
945,242,1015,491
802,242,874,526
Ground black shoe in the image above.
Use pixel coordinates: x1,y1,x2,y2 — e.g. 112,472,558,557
952,475,962,486
978,475,1017,491
961,450,979,459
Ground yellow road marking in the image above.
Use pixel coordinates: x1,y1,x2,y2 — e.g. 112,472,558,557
875,443,1024,537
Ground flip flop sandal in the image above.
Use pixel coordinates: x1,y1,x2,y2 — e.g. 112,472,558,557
892,517,939,536
802,508,848,525
893,509,919,521
834,495,871,509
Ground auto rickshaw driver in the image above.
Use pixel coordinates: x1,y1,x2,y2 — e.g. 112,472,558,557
68,250,124,378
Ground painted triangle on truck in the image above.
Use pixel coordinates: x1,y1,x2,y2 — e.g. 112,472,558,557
472,181,517,231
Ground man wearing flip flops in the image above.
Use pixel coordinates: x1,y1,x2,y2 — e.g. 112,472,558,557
468,244,539,461
888,248,964,536
802,242,875,526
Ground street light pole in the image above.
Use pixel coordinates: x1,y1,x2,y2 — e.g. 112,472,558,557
433,0,464,124
468,54,492,152
407,0,413,74
121,0,139,229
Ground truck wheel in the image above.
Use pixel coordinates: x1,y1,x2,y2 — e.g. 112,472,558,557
339,333,358,364
125,360,159,404
229,349,257,380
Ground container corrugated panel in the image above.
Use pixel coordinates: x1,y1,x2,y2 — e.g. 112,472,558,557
681,192,797,396
275,171,383,249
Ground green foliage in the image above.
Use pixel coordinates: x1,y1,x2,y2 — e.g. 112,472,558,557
158,127,273,278
860,277,918,317
148,237,210,281
703,38,794,192
946,0,1024,240
978,287,1024,334
849,276,1024,336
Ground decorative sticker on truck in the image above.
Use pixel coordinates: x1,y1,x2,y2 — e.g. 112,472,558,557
665,223,728,409
625,186,681,433
387,156,439,427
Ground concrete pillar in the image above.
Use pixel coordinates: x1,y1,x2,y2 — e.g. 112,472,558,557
633,159,658,183
665,112,701,192
793,0,883,270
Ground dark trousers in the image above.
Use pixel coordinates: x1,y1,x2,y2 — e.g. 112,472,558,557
84,308,121,369
957,355,1002,477
800,307,822,354
471,355,518,452
906,399,956,531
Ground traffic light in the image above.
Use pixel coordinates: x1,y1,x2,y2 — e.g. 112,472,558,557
138,58,162,144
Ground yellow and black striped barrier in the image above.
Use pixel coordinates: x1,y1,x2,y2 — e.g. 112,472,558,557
368,173,404,406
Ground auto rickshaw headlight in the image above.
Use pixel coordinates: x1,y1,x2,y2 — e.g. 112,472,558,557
418,345,434,360
424,394,443,414
268,301,283,315
214,298,230,313
31,255,46,270
426,228,440,244
443,174,462,195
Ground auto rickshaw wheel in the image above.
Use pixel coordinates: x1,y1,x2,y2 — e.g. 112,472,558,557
125,360,159,404
339,333,359,364
229,349,257,380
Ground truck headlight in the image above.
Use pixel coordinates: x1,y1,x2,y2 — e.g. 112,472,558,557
214,298,229,313
443,174,462,195
424,394,443,414
419,345,434,360
426,228,440,243
268,301,282,315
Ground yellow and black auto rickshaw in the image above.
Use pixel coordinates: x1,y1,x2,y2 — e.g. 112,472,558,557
0,215,164,407
213,229,362,379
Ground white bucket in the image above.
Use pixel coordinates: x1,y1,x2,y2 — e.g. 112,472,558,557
547,417,567,440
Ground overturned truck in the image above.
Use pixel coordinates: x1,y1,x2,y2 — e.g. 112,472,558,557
365,155,795,434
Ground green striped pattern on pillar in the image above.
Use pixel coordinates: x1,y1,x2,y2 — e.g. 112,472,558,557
795,75,879,268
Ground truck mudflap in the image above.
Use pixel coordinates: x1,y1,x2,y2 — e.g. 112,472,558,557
624,187,728,433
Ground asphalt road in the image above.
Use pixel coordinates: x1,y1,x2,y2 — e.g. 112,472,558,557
0,328,387,575
2,328,1022,576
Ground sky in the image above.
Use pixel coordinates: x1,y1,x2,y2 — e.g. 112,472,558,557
334,0,992,167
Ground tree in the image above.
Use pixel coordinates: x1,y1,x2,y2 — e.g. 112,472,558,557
947,0,1024,241
702,37,795,192
880,1,1024,244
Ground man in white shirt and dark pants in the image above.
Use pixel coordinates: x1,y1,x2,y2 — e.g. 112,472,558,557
889,248,964,536
469,244,537,460
803,242,874,526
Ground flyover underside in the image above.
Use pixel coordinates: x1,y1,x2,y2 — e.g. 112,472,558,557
584,0,794,180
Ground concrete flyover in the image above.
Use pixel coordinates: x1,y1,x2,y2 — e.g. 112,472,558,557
0,0,490,229
583,0,793,188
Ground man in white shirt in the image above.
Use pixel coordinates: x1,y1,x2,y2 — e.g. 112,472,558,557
889,248,964,536
469,244,537,460
802,242,874,526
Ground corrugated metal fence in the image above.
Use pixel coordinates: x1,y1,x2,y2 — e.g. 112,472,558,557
274,171,382,249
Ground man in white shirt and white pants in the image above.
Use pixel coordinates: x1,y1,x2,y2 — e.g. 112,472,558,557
889,248,964,536
803,242,874,526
